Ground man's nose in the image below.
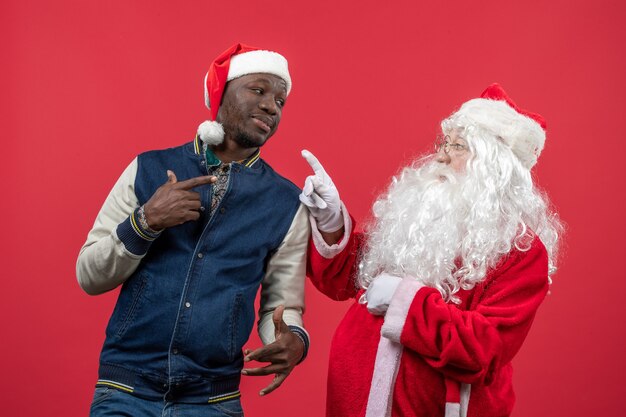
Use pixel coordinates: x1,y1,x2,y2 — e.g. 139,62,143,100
259,96,278,115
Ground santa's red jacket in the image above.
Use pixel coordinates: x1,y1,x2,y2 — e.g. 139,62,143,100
307,215,549,417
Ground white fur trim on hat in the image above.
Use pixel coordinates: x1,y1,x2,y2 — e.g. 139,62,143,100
228,50,292,94
204,72,211,111
197,120,225,145
455,99,545,169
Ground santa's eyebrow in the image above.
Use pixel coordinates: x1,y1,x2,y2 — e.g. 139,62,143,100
451,137,467,145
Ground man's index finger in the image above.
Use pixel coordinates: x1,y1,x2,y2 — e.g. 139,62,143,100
175,175,215,190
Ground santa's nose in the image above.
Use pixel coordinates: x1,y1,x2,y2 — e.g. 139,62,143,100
435,148,451,164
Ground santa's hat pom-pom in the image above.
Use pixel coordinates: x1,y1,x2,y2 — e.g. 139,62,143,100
197,120,225,145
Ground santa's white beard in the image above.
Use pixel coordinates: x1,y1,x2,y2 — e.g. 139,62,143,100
358,159,486,303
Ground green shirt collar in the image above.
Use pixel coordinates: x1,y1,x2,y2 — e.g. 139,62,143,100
196,135,261,168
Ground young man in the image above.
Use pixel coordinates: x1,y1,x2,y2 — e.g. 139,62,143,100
301,84,563,417
77,43,310,417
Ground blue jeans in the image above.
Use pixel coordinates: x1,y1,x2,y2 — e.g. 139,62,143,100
89,387,244,417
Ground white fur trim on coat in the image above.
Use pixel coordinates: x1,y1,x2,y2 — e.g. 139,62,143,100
308,202,352,259
365,335,403,417
362,278,424,416
381,278,425,343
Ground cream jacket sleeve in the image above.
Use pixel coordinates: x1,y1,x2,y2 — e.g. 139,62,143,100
76,158,149,295
257,204,311,345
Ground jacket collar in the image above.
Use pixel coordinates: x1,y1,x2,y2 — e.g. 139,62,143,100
194,134,261,168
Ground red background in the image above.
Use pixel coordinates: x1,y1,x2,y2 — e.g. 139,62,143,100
2,0,625,416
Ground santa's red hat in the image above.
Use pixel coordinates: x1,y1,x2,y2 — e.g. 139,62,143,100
197,43,292,145
455,83,546,169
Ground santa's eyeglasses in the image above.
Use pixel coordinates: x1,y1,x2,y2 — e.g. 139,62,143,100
435,135,468,154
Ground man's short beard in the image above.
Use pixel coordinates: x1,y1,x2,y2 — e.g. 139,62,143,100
218,102,269,149
233,130,261,148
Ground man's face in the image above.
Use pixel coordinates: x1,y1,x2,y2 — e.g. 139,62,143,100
216,73,287,149
435,131,470,173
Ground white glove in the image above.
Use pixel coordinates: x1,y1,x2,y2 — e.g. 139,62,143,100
364,273,402,315
299,150,344,233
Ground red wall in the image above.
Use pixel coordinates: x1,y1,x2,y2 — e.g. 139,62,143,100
2,0,625,416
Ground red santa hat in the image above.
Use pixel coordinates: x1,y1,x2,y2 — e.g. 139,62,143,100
197,43,292,145
455,83,546,169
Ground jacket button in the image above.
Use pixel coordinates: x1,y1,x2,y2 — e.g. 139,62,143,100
172,348,179,355
197,253,203,258
220,207,226,214
185,302,191,308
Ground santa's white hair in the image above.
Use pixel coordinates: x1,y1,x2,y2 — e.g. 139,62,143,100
358,101,563,304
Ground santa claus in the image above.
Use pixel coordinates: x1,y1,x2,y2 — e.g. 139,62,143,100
300,84,563,417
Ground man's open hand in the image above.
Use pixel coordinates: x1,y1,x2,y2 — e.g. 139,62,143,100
241,306,305,396
143,170,216,230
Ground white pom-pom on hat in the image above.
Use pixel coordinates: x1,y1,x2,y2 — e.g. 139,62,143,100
197,120,225,145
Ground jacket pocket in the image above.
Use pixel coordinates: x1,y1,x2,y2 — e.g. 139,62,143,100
108,271,149,339
228,293,243,362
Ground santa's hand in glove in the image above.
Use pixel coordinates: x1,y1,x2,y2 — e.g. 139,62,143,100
362,273,403,315
300,150,344,236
